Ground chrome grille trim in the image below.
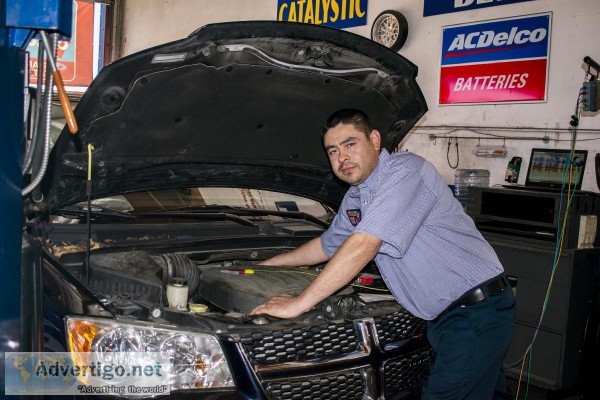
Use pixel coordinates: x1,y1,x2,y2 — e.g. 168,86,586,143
231,311,431,399
238,320,365,370
255,348,370,373
254,320,371,373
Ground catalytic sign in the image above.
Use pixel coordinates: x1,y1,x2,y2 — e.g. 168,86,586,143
277,0,368,29
424,0,536,17
439,13,551,105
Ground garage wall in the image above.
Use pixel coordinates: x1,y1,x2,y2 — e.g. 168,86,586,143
119,0,600,192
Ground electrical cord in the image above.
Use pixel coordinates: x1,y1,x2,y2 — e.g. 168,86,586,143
22,32,57,197
512,84,585,400
22,40,45,176
446,137,459,169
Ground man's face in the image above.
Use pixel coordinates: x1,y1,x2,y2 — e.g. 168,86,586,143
323,123,381,186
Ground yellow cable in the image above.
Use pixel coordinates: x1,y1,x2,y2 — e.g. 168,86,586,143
87,144,95,180
516,349,530,399
519,103,582,397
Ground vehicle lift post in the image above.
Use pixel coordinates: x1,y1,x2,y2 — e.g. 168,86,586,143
0,0,73,355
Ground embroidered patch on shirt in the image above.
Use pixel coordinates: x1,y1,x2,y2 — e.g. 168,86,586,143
346,209,361,226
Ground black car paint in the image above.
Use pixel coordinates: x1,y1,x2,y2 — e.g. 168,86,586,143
41,21,426,213
28,21,431,400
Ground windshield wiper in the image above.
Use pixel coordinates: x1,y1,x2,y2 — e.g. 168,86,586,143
145,205,329,229
226,207,329,229
149,205,237,213
53,205,134,221
138,209,259,229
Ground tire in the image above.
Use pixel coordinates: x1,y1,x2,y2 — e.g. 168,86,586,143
371,10,409,52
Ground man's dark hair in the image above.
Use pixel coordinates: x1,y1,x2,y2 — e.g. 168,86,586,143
322,109,373,137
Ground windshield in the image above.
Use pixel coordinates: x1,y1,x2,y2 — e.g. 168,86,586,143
69,188,331,219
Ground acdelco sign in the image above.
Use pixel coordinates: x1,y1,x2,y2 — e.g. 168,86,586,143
439,13,551,105
442,14,550,66
424,0,535,17
448,26,547,51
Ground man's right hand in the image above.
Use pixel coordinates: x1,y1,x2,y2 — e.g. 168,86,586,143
250,295,308,319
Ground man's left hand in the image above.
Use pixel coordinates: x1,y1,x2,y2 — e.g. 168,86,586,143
250,295,306,319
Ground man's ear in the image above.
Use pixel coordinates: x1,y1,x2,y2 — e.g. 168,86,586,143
369,130,382,150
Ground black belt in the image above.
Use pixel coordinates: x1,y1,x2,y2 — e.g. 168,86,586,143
441,275,509,316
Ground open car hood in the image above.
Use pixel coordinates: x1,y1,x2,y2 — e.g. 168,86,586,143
42,21,427,212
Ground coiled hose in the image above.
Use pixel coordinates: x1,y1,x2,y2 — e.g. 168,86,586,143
154,253,201,299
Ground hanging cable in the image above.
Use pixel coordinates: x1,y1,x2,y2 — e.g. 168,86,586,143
23,32,57,197
446,137,459,169
511,80,586,400
22,40,45,176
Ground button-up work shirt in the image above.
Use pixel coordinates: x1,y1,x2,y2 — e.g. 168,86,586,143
320,150,504,320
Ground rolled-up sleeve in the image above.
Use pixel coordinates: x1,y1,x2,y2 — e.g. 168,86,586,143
320,201,355,258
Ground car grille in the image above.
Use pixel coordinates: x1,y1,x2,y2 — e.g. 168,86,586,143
263,368,369,400
238,311,432,399
239,321,359,365
374,310,427,348
384,348,435,396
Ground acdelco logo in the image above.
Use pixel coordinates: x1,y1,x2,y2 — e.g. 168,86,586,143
448,26,547,52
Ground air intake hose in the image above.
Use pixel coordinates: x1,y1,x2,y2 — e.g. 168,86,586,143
154,254,200,298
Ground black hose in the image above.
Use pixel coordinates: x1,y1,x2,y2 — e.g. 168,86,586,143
155,254,201,298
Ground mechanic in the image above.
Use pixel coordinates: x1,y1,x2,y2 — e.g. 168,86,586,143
250,108,515,400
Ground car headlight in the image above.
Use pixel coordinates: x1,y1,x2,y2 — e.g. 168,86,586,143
65,316,234,391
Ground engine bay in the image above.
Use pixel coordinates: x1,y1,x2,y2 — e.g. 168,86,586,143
58,248,398,331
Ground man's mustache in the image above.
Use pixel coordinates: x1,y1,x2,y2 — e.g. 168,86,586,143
338,162,358,173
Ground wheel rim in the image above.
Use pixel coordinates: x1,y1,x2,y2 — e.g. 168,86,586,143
373,15,400,48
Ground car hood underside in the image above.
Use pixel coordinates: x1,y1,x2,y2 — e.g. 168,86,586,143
42,21,427,212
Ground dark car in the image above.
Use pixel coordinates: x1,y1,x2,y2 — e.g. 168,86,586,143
25,21,430,399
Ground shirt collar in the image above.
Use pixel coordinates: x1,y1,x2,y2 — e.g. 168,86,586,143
348,149,391,197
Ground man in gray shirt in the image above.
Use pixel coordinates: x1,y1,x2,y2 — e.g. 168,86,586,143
251,109,515,399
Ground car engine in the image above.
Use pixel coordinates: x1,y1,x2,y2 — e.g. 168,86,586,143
83,250,387,323
45,245,434,399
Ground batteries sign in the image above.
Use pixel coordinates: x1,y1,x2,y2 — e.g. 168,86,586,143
439,13,551,105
